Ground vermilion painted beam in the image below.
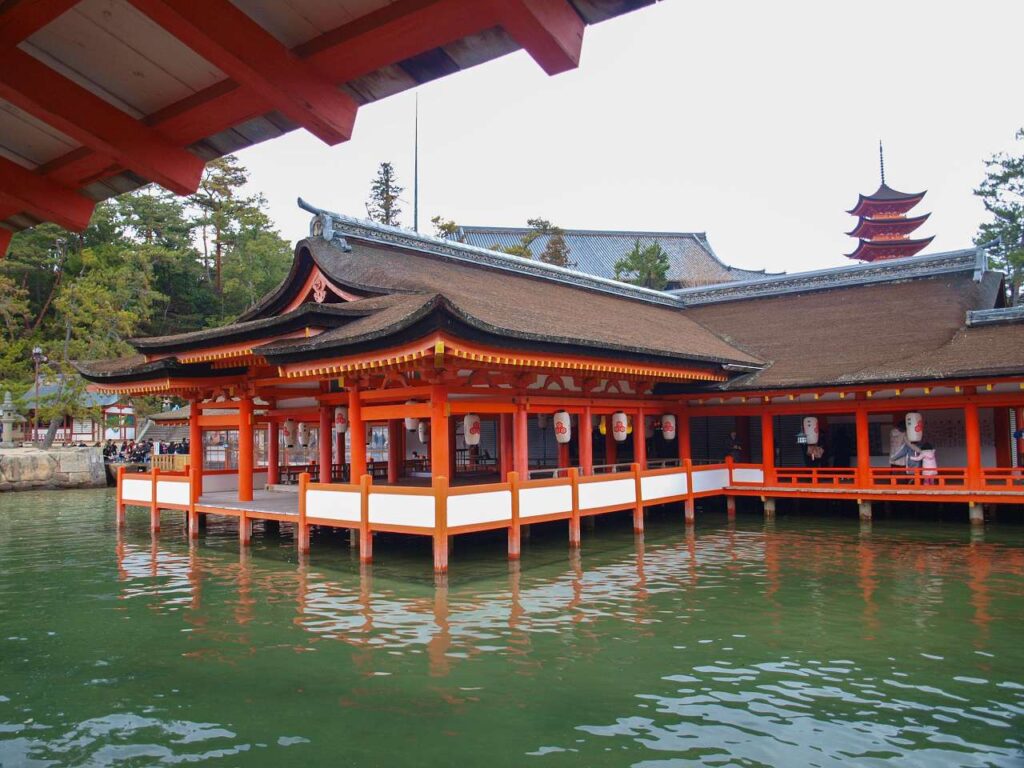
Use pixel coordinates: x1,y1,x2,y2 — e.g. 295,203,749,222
0,156,95,231
0,49,205,195
0,0,80,48
492,0,584,75
127,0,358,145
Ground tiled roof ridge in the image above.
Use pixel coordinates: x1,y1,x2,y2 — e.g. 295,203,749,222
673,248,986,306
298,199,685,308
458,224,709,239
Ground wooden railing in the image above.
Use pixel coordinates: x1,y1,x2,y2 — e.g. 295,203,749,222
774,467,859,486
869,467,967,488
979,467,1024,487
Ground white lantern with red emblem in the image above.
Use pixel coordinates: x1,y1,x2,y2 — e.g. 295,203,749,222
661,414,677,440
464,414,481,446
405,401,419,432
906,412,924,442
611,411,628,443
802,416,819,446
417,420,430,444
334,406,349,434
297,421,310,447
283,418,297,448
553,410,572,444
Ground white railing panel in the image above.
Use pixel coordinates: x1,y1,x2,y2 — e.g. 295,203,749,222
156,480,190,507
307,489,361,522
579,478,635,510
368,493,434,528
640,472,687,501
519,484,572,518
692,468,729,493
447,491,512,527
122,478,151,503
732,467,764,484
201,471,268,493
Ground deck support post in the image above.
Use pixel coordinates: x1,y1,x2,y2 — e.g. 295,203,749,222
968,502,984,526
580,406,593,476
761,412,775,484
726,496,736,519
267,417,279,485
684,458,695,524
858,500,872,521
188,466,199,540
297,472,310,554
189,398,203,497
239,512,251,545
319,404,332,483
349,387,366,481
763,496,776,520
631,462,644,533
433,475,449,572
508,471,521,559
150,467,160,532
513,405,529,478
569,467,581,546
115,465,126,527
358,474,372,562
238,396,253,501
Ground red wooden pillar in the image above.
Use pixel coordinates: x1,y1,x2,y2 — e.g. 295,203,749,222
579,406,593,475
348,387,366,481
557,433,570,470
318,404,332,482
677,411,691,463
448,416,457,480
634,408,647,470
267,418,279,485
188,399,203,497
761,411,775,484
994,407,1012,468
387,419,403,484
499,413,514,480
965,401,982,487
855,406,870,486
430,385,450,480
605,419,617,467
238,396,253,502
513,405,529,477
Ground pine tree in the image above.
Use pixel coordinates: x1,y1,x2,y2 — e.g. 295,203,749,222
614,239,671,290
366,162,404,227
975,128,1024,305
494,217,573,267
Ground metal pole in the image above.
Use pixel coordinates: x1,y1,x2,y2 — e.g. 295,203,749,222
413,93,419,232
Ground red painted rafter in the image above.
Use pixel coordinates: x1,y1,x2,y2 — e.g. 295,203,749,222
126,0,358,146
0,0,79,48
0,49,205,195
492,0,584,75
0,156,94,231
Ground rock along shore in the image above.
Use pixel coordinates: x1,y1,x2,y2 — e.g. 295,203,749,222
0,447,107,492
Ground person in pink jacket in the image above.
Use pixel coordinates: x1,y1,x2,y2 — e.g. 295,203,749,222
910,442,938,485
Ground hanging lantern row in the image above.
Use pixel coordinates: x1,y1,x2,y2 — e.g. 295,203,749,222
334,406,348,434
405,401,419,432
906,411,924,441
553,410,571,444
661,414,677,440
283,418,296,448
464,413,481,446
297,422,310,447
610,411,629,442
802,416,819,445
417,420,430,444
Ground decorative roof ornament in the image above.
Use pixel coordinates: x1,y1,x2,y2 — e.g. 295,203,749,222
301,198,351,252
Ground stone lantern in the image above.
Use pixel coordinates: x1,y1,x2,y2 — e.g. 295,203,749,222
0,392,26,448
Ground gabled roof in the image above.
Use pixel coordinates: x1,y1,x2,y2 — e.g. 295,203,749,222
457,225,778,287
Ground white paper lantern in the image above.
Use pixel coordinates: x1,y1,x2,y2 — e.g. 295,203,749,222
297,422,310,447
802,416,819,446
552,410,571,444
334,406,349,434
905,412,924,442
611,411,628,443
283,418,297,448
463,414,481,446
417,420,430,444
661,414,677,440
404,401,419,432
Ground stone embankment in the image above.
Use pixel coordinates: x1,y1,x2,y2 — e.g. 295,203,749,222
0,447,106,491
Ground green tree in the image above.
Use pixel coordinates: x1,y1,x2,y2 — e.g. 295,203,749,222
975,128,1024,305
366,162,403,226
431,216,462,240
614,239,671,290
493,217,573,267
189,156,249,295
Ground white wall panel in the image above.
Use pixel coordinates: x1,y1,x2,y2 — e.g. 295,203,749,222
579,478,635,510
519,485,572,518
156,480,189,506
369,493,434,529
447,491,512,527
732,468,764,484
639,473,687,501
122,478,151,503
692,468,729,493
307,489,360,522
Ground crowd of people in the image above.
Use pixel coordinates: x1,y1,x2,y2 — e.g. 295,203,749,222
102,438,190,464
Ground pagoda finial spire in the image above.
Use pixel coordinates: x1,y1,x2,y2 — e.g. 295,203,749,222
879,140,885,185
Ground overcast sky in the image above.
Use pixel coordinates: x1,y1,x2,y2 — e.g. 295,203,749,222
236,0,1024,274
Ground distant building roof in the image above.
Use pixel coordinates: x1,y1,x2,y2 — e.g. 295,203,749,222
457,226,777,288
20,377,120,410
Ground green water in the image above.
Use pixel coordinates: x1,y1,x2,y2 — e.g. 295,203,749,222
0,490,1022,767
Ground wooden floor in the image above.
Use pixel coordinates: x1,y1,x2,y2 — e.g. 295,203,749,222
197,490,299,517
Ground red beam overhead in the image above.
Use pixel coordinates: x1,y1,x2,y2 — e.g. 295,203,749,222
0,49,205,196
0,156,95,231
493,0,584,75
0,0,79,48
127,0,359,146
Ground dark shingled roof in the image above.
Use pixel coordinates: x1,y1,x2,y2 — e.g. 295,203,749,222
457,225,777,288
